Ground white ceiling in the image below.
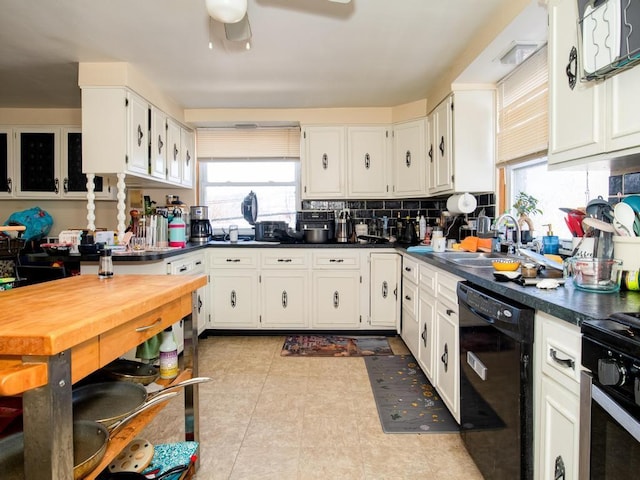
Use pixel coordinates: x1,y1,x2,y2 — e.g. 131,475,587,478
0,0,548,110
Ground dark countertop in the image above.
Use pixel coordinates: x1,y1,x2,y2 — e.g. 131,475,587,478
403,250,640,326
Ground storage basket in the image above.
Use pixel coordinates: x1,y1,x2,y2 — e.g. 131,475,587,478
613,236,640,271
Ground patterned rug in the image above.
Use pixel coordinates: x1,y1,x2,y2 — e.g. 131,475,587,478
365,354,459,434
281,335,393,357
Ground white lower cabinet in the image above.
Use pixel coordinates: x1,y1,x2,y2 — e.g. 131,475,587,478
368,252,401,329
401,256,461,422
534,311,582,480
208,249,260,329
259,250,310,329
312,270,362,328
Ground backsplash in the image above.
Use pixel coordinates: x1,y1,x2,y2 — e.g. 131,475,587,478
609,170,640,199
301,193,496,240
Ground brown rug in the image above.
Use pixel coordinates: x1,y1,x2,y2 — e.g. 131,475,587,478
281,335,393,357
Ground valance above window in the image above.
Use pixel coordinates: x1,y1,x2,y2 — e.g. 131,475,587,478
196,127,301,158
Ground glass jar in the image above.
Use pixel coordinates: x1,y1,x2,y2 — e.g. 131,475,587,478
98,248,114,279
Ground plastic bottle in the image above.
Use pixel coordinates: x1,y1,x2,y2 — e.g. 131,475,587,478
159,328,178,379
419,215,427,241
168,209,186,247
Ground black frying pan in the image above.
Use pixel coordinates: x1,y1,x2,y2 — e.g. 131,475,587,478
101,359,159,385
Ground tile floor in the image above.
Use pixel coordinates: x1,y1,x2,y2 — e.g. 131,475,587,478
142,335,484,480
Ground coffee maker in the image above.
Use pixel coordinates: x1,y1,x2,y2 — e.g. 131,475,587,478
189,206,212,243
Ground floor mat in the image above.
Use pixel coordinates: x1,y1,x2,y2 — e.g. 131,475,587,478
281,335,393,357
365,354,459,434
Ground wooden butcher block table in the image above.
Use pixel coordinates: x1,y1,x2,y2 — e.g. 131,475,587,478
0,274,207,480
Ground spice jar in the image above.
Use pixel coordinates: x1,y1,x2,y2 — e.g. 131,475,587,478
98,248,114,279
521,262,538,278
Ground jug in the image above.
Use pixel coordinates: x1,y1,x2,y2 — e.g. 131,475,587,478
400,221,419,245
477,209,492,237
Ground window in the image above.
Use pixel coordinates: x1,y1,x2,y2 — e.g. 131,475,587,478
199,159,299,232
508,158,609,239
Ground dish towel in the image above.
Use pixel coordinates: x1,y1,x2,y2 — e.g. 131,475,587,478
142,441,199,480
135,333,161,362
406,245,433,253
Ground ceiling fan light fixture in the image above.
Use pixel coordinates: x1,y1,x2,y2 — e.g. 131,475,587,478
205,0,247,24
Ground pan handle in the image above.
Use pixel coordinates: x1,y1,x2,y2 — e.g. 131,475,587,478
108,391,179,435
147,376,211,400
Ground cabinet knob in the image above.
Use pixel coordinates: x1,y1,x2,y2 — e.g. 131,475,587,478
282,291,288,308
333,291,340,308
405,150,411,167
382,280,388,298
441,343,449,371
322,153,328,169
6,178,11,194
364,153,371,169
439,136,445,156
230,290,237,308
158,135,164,154
137,124,144,146
428,145,433,162
63,177,69,193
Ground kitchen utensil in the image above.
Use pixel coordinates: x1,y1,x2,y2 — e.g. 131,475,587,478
336,210,350,243
104,464,190,480
586,196,614,222
614,202,637,236
622,195,640,213
399,220,419,245
493,270,522,282
569,257,623,293
241,191,258,225
582,216,615,233
72,377,210,427
102,359,159,385
518,248,564,270
303,228,330,244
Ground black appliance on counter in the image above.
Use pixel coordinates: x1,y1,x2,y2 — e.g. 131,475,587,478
255,221,288,242
296,210,336,242
457,282,535,480
580,313,640,479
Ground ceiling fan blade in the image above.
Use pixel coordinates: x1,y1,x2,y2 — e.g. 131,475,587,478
224,14,252,42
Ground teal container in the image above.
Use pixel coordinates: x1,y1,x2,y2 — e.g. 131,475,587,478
542,236,559,255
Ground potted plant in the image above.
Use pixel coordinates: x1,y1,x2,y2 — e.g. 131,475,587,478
512,192,542,242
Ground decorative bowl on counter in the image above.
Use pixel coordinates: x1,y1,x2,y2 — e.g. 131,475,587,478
569,258,623,293
492,258,521,271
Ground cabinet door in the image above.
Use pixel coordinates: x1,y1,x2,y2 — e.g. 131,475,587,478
60,128,107,199
0,128,13,198
302,126,345,198
538,375,580,480
435,300,459,422
607,64,640,152
166,119,182,184
401,279,419,357
393,119,425,197
15,128,60,197
429,97,453,193
369,252,400,329
347,126,390,198
150,107,167,180
418,292,436,384
548,0,605,165
312,270,361,328
127,92,150,175
181,128,194,187
209,271,259,328
260,270,309,329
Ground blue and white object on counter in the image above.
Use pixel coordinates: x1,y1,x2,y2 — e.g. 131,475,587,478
406,245,433,253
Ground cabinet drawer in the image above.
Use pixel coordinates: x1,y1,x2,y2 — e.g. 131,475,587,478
436,270,462,306
401,278,418,319
100,296,188,367
208,249,259,268
539,311,581,392
261,250,309,268
402,255,419,284
313,250,360,269
419,263,437,296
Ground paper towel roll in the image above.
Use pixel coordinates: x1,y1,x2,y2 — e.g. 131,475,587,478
446,193,477,214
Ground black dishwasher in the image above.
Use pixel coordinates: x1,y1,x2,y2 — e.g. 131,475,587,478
457,282,534,480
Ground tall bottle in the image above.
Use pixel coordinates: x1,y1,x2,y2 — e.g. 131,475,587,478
159,328,178,379
419,215,427,241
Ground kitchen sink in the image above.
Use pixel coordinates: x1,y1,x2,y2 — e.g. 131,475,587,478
431,251,519,268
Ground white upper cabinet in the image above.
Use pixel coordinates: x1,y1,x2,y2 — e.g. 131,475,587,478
427,90,495,195
150,106,167,180
347,126,391,198
81,87,194,188
301,126,346,199
548,0,605,165
548,0,640,167
393,118,426,197
180,127,195,188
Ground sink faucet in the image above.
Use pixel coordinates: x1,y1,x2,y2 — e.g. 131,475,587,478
493,213,521,254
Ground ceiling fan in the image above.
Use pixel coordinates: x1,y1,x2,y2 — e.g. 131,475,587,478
205,0,352,47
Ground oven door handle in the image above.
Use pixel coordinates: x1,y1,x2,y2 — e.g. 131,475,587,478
591,382,640,442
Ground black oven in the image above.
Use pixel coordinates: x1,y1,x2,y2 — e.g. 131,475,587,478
580,314,640,479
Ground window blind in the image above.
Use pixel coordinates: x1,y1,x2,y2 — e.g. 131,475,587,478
496,45,548,165
196,127,301,158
